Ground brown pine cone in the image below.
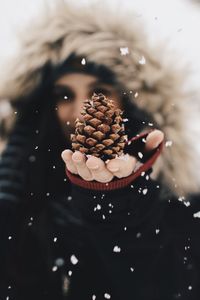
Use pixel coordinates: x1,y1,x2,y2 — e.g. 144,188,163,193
70,93,128,161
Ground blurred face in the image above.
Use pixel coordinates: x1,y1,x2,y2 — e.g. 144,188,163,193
53,73,122,140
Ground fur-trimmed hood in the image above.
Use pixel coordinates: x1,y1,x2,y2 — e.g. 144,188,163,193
0,0,199,195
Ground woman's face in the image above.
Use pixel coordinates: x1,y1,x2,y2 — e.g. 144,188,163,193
53,73,122,140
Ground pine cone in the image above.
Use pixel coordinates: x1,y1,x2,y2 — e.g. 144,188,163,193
70,93,128,161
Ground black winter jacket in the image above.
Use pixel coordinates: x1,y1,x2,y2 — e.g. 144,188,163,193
1,164,200,299
0,112,200,300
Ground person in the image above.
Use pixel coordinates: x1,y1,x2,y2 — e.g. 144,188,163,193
0,1,199,300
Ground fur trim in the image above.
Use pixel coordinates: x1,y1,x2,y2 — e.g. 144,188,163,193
0,1,199,195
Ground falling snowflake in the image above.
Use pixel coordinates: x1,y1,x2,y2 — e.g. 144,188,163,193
81,58,86,65
130,267,134,272
29,155,36,162
188,286,192,290
104,293,111,299
142,188,148,195
64,96,68,100
120,47,129,56
35,146,39,150
136,232,142,238
92,295,96,300
138,56,146,65
113,245,121,253
52,266,58,272
193,211,200,218
46,192,50,196
122,118,129,122
102,214,106,220
70,254,78,265
184,245,190,251
165,140,173,147
141,172,145,176
68,270,72,276
148,122,154,127
138,152,143,159
183,201,191,207
124,226,127,231
53,237,58,243
156,229,160,234
8,236,12,240
97,204,101,210
134,92,139,98
66,121,70,125
174,292,181,298
67,196,72,201
178,196,185,202
55,257,65,267
142,138,146,143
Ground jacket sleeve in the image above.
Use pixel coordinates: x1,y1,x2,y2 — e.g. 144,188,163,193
65,130,164,225
67,168,154,223
0,121,32,291
65,163,161,300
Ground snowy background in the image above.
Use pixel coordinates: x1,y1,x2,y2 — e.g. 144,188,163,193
0,0,199,147
0,0,200,86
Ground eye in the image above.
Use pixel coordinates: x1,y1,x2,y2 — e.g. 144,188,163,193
53,86,74,103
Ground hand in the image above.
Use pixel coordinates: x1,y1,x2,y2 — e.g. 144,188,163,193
61,129,164,183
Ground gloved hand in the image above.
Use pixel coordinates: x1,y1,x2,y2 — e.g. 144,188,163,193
61,129,164,183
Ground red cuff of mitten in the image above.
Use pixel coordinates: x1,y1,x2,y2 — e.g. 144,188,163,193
65,131,164,191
